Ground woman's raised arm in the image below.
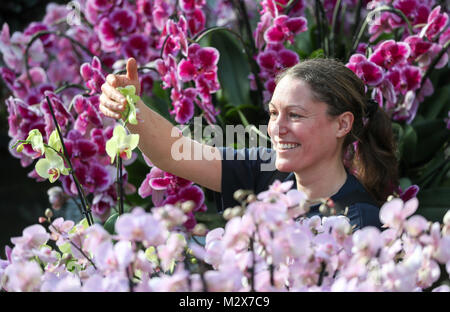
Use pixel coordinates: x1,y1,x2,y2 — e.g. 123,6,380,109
99,58,222,192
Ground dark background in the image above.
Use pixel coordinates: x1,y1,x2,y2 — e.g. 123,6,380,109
0,0,68,257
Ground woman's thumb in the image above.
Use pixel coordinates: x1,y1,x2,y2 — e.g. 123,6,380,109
126,58,138,81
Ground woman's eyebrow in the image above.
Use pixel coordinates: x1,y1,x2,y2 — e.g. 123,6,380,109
268,102,309,112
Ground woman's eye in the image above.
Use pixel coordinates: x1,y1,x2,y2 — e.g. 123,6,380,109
289,113,302,118
269,111,277,118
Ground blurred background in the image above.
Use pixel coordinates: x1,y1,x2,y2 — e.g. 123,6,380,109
0,0,68,256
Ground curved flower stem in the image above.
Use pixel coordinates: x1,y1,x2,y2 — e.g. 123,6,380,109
317,0,330,57
330,0,343,58
45,96,94,226
49,224,97,270
349,6,413,58
314,0,324,53
54,83,89,95
236,107,270,143
417,40,450,96
285,0,300,14
353,0,364,38
194,26,264,108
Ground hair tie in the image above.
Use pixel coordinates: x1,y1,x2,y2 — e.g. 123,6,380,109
365,99,379,119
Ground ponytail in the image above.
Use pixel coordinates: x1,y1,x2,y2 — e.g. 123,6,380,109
354,100,399,204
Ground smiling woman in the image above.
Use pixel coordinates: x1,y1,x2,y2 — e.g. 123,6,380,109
213,59,399,230
100,57,399,231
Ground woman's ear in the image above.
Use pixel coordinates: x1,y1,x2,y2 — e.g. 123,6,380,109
336,112,354,138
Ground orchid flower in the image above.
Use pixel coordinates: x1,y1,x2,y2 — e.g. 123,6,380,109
105,124,139,164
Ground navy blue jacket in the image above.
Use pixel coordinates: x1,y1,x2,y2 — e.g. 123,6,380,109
213,147,382,231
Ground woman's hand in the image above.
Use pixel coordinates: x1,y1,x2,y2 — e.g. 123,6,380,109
99,58,140,119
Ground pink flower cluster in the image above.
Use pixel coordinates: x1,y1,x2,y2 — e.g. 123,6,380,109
252,0,307,102
155,14,220,124
0,0,222,221
1,181,449,292
347,5,449,123
138,155,207,231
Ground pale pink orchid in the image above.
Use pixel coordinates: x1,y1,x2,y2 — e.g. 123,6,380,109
379,197,418,230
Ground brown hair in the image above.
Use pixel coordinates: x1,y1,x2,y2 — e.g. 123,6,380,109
276,58,398,204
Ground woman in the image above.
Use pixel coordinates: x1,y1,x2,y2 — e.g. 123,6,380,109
99,57,398,230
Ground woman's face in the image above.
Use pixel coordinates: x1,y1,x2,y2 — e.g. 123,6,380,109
267,76,344,174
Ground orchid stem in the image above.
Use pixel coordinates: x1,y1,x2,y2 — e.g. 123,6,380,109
117,154,124,215
45,96,93,226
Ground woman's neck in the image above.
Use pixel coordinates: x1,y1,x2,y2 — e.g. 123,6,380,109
294,161,347,203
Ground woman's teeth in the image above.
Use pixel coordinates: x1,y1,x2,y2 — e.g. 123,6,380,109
279,143,300,150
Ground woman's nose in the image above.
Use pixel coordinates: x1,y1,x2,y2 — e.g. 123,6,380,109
269,116,288,137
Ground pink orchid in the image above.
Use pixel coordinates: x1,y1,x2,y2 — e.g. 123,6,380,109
351,226,382,258
422,5,448,41
80,56,106,95
3,261,43,292
178,43,220,100
379,197,418,230
123,34,152,64
160,17,188,58
91,191,116,222
404,35,433,61
115,207,168,246
94,240,133,274
369,40,411,69
185,8,206,36
347,54,385,86
169,87,197,124
157,233,187,271
10,224,49,252
264,15,307,45
152,0,175,31
398,184,420,202
138,166,166,205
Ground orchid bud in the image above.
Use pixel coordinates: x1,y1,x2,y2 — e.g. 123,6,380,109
233,189,250,202
231,206,242,217
192,223,207,236
223,208,233,220
38,217,47,224
319,203,328,215
45,208,53,219
181,200,195,213
387,195,395,202
16,143,24,153
246,194,257,203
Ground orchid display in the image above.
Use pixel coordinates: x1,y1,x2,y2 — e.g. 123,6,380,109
0,0,449,292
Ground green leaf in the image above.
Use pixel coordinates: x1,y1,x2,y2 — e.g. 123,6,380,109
399,124,417,164
58,242,72,254
104,212,119,235
309,48,325,59
209,30,250,108
422,85,450,119
417,187,450,222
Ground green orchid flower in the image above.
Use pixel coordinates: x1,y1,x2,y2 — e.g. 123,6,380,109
48,129,63,152
117,85,140,125
26,129,45,157
35,147,70,183
105,124,139,164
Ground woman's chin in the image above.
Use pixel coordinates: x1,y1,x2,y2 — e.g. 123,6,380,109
275,160,296,173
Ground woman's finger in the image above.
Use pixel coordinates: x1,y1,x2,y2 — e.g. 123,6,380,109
101,82,127,105
100,93,124,112
99,101,121,119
